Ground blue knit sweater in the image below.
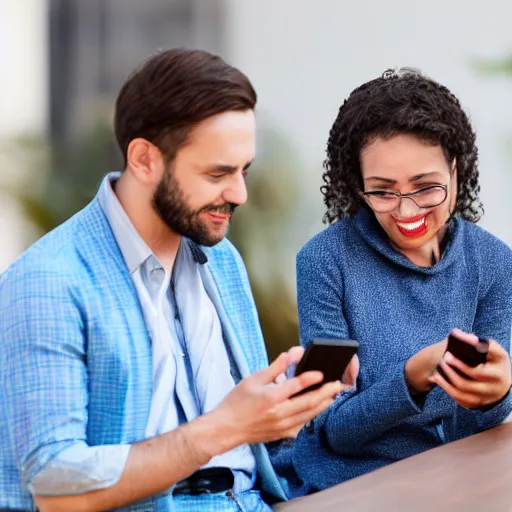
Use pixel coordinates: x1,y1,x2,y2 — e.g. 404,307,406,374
290,208,512,491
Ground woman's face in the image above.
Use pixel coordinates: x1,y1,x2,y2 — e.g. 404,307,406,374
360,133,457,253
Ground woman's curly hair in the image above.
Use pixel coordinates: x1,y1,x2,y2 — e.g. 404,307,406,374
322,67,483,224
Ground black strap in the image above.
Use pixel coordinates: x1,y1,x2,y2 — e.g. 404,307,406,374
173,467,235,496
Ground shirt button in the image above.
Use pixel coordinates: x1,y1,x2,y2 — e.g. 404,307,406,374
305,420,314,433
151,267,163,279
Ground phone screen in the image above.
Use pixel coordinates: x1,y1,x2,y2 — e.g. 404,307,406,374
294,338,359,394
438,334,488,381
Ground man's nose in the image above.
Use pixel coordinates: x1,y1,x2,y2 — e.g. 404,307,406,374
223,172,248,207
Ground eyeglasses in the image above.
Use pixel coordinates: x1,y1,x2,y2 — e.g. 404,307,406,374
362,185,448,214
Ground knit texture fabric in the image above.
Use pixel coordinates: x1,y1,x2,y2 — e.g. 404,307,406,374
290,208,512,491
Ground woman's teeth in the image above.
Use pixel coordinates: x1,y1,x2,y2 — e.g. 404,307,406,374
396,217,425,231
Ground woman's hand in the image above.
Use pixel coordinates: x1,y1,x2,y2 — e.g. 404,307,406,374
429,330,511,409
405,339,448,394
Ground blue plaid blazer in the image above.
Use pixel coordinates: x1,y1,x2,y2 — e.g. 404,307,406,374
0,193,288,511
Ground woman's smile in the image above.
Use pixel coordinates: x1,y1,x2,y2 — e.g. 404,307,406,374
392,213,428,238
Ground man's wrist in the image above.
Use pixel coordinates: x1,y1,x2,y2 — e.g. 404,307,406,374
183,411,242,463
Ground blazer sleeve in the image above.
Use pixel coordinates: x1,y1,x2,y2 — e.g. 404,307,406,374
1,253,129,494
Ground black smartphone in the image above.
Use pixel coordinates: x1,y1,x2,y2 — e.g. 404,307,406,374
437,333,489,381
294,338,359,395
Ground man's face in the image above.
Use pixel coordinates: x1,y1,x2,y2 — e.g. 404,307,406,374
153,110,256,246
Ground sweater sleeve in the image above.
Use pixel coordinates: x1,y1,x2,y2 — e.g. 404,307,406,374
295,239,423,455
443,240,512,441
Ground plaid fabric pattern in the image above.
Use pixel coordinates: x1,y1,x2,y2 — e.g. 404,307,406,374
0,194,286,510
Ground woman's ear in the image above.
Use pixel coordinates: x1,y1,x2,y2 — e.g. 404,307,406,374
450,158,457,175
447,158,458,219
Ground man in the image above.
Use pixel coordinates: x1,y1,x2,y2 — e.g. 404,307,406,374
0,49,352,511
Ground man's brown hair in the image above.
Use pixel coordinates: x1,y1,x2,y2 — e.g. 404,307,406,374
114,48,257,166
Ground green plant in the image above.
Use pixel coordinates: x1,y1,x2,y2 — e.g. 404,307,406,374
4,122,120,234
473,54,512,76
228,126,302,359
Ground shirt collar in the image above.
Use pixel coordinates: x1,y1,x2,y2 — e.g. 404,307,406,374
99,172,152,274
187,240,208,265
98,172,208,273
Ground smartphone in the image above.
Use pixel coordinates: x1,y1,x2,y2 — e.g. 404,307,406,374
294,338,359,394
437,333,489,381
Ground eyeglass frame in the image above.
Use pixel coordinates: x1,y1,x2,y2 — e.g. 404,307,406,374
361,184,449,214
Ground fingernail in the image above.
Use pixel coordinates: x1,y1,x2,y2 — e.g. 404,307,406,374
445,352,453,363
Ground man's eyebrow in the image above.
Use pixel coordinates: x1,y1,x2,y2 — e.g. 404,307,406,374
205,160,253,173
208,164,237,173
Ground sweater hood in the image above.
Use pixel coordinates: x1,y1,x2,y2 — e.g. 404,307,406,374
351,207,464,276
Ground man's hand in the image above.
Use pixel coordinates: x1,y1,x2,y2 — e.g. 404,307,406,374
405,338,448,394
34,347,354,512
429,330,512,409
208,346,349,453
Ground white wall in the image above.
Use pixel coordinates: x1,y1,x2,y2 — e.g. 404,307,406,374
0,0,48,138
225,0,512,257
0,0,48,272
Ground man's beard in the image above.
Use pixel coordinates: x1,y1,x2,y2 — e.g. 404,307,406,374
152,167,236,247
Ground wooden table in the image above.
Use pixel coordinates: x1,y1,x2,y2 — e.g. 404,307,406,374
275,422,512,511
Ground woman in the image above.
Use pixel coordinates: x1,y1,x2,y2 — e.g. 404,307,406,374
292,68,512,491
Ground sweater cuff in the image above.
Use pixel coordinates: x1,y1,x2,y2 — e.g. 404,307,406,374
394,361,426,414
321,361,424,455
471,386,512,421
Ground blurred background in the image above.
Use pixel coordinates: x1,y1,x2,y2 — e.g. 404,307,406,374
1,0,511,360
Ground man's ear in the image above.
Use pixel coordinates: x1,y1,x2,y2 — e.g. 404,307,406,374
126,138,165,186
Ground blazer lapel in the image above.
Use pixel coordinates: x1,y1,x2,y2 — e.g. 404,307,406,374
199,263,252,379
74,196,153,440
198,247,288,502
